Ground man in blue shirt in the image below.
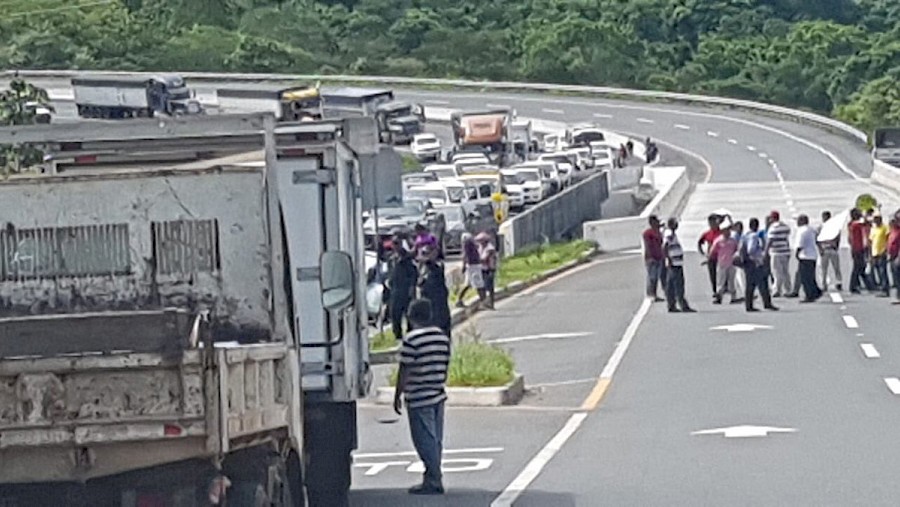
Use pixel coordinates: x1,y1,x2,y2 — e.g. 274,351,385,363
740,218,779,312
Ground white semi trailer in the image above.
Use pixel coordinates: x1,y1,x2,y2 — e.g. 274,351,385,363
0,115,399,506
72,74,203,119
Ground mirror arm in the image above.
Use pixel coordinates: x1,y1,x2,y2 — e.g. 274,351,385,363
300,310,346,349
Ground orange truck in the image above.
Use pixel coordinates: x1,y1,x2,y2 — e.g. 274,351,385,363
450,109,514,165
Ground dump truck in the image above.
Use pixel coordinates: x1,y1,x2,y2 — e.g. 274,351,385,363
450,109,514,166
72,74,203,119
321,87,425,144
0,114,398,506
214,84,324,121
873,127,900,167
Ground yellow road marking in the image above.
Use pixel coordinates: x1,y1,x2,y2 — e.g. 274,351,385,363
580,378,611,411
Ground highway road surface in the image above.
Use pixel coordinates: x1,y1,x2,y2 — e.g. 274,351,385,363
18,77,900,505
348,90,900,507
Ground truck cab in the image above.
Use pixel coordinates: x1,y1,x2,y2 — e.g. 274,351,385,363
146,74,202,115
322,88,424,145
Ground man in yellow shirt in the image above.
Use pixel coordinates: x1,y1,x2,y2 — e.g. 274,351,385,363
869,214,891,297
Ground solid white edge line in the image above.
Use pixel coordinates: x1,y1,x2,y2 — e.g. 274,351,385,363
860,343,881,359
674,124,690,130
486,103,510,108
593,113,613,118
354,447,504,459
843,315,859,329
542,108,564,114
489,332,592,344
637,118,654,123
829,292,844,304
491,412,588,507
600,297,653,379
884,378,900,395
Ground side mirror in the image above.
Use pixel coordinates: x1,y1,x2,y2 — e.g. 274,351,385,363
320,251,355,312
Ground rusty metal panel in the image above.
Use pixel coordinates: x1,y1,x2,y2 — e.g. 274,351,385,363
0,224,130,281
152,219,221,277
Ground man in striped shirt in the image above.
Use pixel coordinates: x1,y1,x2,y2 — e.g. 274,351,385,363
664,217,696,313
394,298,451,495
766,211,793,297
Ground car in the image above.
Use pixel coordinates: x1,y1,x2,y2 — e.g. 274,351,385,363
568,127,605,147
402,171,438,190
513,167,545,204
437,179,469,204
451,152,491,163
404,182,455,207
522,160,566,192
500,169,527,210
435,204,494,254
411,133,442,162
423,164,459,181
537,153,576,184
568,147,593,171
454,158,494,174
543,132,566,153
590,143,615,171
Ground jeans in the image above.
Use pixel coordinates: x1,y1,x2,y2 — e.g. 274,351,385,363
706,259,718,294
771,254,792,296
873,255,890,294
666,265,689,310
798,259,821,301
744,263,773,310
646,260,664,297
408,401,445,488
893,259,900,300
819,249,842,289
851,251,874,292
391,300,410,341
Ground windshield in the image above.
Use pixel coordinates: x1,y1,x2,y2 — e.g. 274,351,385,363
406,188,447,203
446,187,466,203
437,207,463,222
377,202,424,217
573,131,604,144
168,86,191,100
518,171,540,182
428,168,457,179
416,136,437,145
502,173,523,185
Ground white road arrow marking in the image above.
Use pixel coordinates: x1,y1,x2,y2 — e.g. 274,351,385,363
709,324,774,333
692,425,796,438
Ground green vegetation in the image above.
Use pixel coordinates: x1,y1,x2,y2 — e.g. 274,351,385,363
401,154,421,173
1,1,898,132
1,78,54,174
389,325,516,388
370,328,397,352
496,240,593,289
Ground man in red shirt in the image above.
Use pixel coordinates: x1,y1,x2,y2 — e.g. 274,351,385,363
697,214,722,296
643,215,665,301
848,207,875,294
889,213,900,304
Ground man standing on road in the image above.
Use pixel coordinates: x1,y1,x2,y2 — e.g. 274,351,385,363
710,220,742,305
697,214,722,296
795,214,822,302
394,298,450,496
664,217,696,313
766,211,792,297
741,218,779,312
849,208,874,294
817,210,843,292
643,215,666,302
870,213,891,297
888,214,900,304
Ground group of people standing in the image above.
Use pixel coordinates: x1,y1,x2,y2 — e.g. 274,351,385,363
643,207,900,313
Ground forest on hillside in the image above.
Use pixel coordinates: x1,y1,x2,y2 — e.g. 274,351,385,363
0,0,897,132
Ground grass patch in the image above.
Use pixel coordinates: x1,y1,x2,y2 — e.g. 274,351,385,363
496,239,594,289
402,154,421,173
389,325,515,388
370,328,397,352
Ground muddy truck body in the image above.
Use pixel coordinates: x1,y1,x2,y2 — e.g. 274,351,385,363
0,115,399,506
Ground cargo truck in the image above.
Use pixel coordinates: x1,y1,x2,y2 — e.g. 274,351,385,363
450,109,514,166
321,87,424,144
72,75,203,119
0,115,398,506
873,127,900,167
214,84,324,121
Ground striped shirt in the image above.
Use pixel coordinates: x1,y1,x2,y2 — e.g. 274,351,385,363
766,221,791,256
663,229,684,267
400,326,451,408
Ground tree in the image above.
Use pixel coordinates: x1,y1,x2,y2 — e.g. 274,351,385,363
0,77,54,175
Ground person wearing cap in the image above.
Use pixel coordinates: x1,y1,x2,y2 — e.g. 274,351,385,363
766,210,793,297
869,213,891,297
476,232,498,310
709,219,743,305
414,223,440,258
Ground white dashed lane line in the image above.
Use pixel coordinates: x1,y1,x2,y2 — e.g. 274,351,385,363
637,118,655,124
759,152,768,158
885,378,900,395
860,343,881,359
486,103,510,108
727,138,738,144
541,108,564,115
830,292,844,304
593,113,613,119
674,124,691,130
843,315,860,329
747,145,757,152
707,131,719,138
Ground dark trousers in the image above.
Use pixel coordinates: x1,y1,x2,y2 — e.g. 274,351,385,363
798,259,821,301
850,251,874,292
646,260,664,297
408,400,445,488
390,300,410,340
873,255,890,294
745,264,773,310
706,259,717,294
666,265,689,310
892,259,900,300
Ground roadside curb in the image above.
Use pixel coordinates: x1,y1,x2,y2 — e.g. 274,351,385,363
374,374,526,407
369,246,600,365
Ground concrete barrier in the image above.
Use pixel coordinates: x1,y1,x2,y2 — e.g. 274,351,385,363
500,170,609,255
608,166,644,191
872,159,900,195
582,166,690,252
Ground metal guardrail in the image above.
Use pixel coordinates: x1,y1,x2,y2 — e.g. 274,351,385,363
1,70,869,145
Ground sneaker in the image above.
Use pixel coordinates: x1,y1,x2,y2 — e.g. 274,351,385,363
836,284,843,291
712,298,722,305
773,293,782,298
409,484,445,495
681,307,697,313
746,307,760,312
785,293,799,299
668,308,681,313
654,297,665,303
730,298,745,304
764,305,780,311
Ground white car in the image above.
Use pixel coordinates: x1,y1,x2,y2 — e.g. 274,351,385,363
411,133,442,162
454,158,493,174
500,169,527,210
451,152,490,163
590,143,615,171
423,164,459,181
535,155,574,186
404,182,453,207
568,127,605,146
569,147,593,170
519,161,564,192
513,168,545,204
543,132,565,153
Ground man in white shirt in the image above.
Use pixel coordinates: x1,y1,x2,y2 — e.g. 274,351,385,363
795,214,823,303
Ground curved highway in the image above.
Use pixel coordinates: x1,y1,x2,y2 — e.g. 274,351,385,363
20,77,900,505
